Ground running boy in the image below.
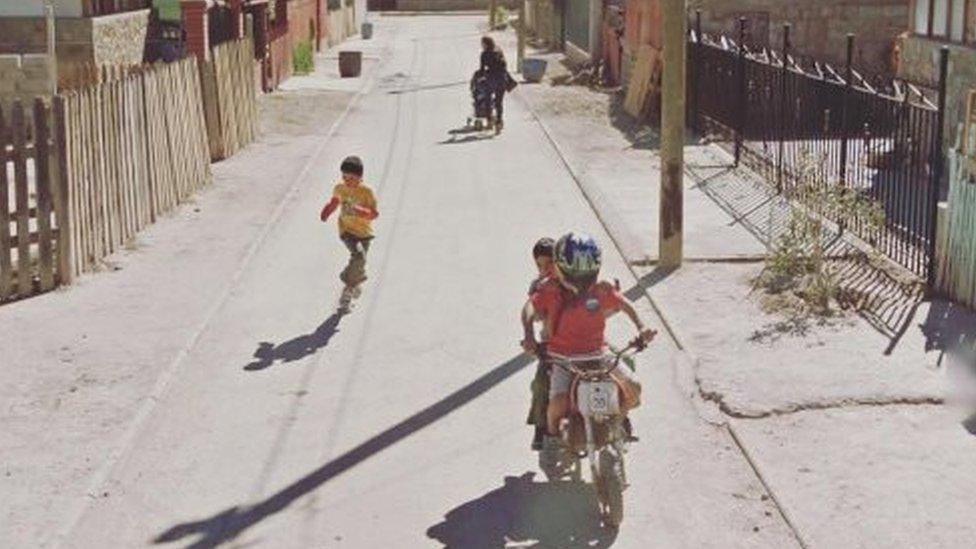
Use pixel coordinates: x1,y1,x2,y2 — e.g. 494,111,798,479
320,156,379,309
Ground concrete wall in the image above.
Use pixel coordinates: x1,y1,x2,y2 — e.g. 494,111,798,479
91,9,150,65
898,35,976,149
690,0,909,74
0,0,84,18
0,53,53,111
393,0,518,11
526,0,562,49
0,9,148,67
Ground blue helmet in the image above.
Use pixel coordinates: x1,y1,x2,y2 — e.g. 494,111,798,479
554,233,602,291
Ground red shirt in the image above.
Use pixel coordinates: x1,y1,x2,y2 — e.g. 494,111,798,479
531,280,625,355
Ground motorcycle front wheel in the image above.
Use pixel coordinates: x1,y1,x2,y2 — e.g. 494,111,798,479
597,449,624,528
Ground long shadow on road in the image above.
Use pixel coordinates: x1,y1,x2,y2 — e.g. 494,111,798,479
426,472,616,549
154,271,672,548
155,352,535,548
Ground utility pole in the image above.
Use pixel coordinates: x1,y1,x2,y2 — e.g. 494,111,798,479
659,0,686,267
517,0,526,71
44,0,57,95
489,0,497,31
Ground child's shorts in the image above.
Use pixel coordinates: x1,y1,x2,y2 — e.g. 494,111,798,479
549,357,639,397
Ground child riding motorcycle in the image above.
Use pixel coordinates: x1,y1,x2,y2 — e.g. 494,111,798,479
520,233,656,449
527,237,556,451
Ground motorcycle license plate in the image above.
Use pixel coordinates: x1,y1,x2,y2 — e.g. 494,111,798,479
586,382,617,414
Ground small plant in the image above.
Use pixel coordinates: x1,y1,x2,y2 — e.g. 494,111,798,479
293,40,314,75
492,7,510,29
755,154,885,317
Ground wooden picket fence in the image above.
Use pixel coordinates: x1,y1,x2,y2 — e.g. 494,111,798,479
202,38,259,160
939,97,976,309
0,99,71,302
59,56,211,277
2,48,259,303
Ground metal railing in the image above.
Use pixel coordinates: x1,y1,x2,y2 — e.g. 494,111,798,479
689,18,950,283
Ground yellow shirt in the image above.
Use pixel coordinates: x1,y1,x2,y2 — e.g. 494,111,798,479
332,182,377,239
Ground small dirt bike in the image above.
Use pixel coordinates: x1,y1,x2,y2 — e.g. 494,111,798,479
538,337,646,528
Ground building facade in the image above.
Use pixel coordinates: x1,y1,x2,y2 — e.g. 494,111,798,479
898,0,976,148
688,0,910,73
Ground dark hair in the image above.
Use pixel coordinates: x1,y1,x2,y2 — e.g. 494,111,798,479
533,237,555,259
481,36,495,51
340,155,364,176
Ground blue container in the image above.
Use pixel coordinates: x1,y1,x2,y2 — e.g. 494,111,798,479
522,58,547,83
362,22,373,40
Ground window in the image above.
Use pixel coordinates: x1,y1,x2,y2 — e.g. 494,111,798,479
914,0,971,42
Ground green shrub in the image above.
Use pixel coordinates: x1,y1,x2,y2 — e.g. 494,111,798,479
493,7,510,29
756,154,885,316
293,40,314,75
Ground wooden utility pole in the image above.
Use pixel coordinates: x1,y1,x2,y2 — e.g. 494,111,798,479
44,0,57,95
659,0,686,267
517,0,526,71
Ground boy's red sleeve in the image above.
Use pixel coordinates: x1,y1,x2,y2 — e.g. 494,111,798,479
531,287,553,317
320,196,339,221
601,288,627,313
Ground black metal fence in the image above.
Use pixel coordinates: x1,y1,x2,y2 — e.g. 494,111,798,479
689,19,949,283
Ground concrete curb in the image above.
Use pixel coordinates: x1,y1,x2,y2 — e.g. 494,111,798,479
515,86,812,549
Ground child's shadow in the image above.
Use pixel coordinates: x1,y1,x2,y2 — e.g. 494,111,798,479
244,313,344,371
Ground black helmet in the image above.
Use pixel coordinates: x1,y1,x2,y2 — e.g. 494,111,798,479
341,155,364,176
533,237,555,259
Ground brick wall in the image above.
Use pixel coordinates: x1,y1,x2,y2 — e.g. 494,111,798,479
0,53,53,111
689,0,909,74
287,0,324,49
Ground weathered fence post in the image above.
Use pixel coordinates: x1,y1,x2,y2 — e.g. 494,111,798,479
928,46,949,287
777,23,790,193
33,99,55,292
735,16,747,167
0,106,12,300
839,33,853,187
52,95,73,285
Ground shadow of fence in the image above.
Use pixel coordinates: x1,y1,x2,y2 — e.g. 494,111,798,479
693,159,925,350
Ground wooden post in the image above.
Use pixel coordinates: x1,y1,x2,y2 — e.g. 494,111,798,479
490,0,497,30
45,0,57,96
11,102,32,295
659,0,685,267
0,106,13,299
517,0,526,71
33,99,56,291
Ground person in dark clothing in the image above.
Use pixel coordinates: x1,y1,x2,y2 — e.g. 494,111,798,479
479,36,507,133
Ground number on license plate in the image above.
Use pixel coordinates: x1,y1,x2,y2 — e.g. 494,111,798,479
589,386,610,413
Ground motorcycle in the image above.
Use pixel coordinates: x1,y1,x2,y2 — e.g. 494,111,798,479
538,337,646,528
